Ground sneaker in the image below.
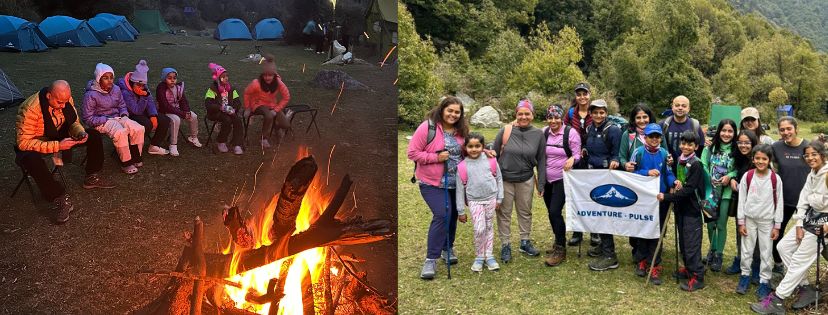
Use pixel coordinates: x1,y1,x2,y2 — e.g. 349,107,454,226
53,194,73,224
519,240,540,257
736,275,750,295
648,265,663,285
441,249,458,265
635,260,648,277
709,252,723,272
233,146,244,155
568,232,583,246
791,285,817,310
501,244,512,263
485,257,500,271
673,266,690,280
471,258,484,272
83,173,115,189
147,145,169,155
261,139,271,149
122,164,138,174
771,262,785,275
680,273,705,292
587,246,602,258
217,143,229,153
187,136,203,148
169,145,179,157
590,234,601,247
544,245,566,267
724,256,741,275
420,259,437,280
756,282,772,300
588,255,619,271
750,292,785,315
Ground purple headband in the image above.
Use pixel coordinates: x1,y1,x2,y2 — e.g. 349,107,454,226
516,99,534,113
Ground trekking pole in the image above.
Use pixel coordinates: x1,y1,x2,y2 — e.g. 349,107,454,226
443,163,452,280
646,206,673,286
673,204,680,284
817,231,823,310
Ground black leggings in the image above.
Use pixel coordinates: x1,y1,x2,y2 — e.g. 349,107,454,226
543,180,567,247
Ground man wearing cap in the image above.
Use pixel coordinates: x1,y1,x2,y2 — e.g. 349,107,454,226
117,60,172,157
564,82,601,248
16,80,115,223
82,63,146,174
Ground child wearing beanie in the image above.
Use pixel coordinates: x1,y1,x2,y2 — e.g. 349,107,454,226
156,67,202,156
243,54,292,149
117,60,172,157
204,63,244,154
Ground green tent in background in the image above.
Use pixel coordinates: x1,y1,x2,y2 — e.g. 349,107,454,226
132,10,170,34
365,0,397,55
708,104,743,128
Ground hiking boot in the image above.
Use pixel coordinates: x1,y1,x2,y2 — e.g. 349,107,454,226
187,136,203,148
471,258,484,272
544,245,566,267
233,146,244,155
771,262,785,275
169,145,179,157
635,260,648,277
568,232,583,246
680,273,705,292
587,246,602,257
83,173,115,189
588,255,619,271
709,252,723,272
147,145,169,155
725,256,741,275
673,266,690,280
736,275,751,295
217,143,229,153
648,265,663,285
501,244,512,263
441,249,458,265
519,240,540,257
756,283,772,300
702,249,713,265
791,285,817,310
420,259,437,280
590,234,601,247
53,194,73,224
750,292,785,315
485,257,500,271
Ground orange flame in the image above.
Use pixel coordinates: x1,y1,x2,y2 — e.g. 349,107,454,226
224,145,336,314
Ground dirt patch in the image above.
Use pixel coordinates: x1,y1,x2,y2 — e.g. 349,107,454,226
0,34,397,313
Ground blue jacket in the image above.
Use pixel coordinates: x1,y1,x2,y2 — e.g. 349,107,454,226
584,121,621,169
82,80,128,127
632,146,676,193
115,77,159,117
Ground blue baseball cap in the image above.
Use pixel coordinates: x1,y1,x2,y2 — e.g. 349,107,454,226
644,123,662,136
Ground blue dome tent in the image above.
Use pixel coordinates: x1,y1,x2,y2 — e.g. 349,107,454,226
214,18,252,41
253,18,284,40
0,15,49,52
39,16,103,47
88,15,135,42
95,13,139,36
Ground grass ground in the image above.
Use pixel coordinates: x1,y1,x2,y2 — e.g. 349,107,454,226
398,123,827,315
0,34,398,313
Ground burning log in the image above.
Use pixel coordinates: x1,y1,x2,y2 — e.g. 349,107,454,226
223,206,254,250
301,262,314,314
190,217,206,315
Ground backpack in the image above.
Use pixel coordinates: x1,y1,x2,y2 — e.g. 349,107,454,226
410,119,438,184
661,116,701,155
544,125,573,158
744,169,778,209
457,158,499,206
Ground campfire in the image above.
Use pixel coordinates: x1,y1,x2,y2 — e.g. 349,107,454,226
135,149,395,315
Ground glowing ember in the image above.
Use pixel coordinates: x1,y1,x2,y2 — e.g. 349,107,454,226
223,146,334,314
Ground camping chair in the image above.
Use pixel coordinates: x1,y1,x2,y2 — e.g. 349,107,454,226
203,114,219,148
11,148,68,203
218,44,230,55
284,104,320,140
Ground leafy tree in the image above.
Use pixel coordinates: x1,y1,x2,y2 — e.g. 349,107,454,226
398,3,444,127
768,86,787,105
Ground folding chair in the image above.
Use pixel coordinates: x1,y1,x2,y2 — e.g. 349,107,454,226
11,160,67,203
203,114,219,147
284,104,320,139
218,44,230,55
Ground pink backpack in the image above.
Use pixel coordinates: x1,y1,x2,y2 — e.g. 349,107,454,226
457,158,498,186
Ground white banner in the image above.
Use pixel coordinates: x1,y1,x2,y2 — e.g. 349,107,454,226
563,170,660,239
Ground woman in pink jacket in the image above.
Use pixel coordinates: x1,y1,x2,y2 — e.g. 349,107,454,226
243,54,291,149
407,96,469,280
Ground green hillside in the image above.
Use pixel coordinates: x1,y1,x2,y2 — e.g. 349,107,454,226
729,0,828,51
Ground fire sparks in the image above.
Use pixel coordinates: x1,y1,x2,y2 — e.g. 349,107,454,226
223,146,337,314
330,82,345,115
380,45,397,68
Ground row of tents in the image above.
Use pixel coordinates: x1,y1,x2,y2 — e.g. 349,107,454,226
215,18,284,41
1,10,170,52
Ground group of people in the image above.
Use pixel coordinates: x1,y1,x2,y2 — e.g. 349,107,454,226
407,83,828,314
302,18,350,55
14,54,292,224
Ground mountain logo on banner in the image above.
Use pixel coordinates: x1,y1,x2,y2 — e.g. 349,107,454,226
590,184,638,208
